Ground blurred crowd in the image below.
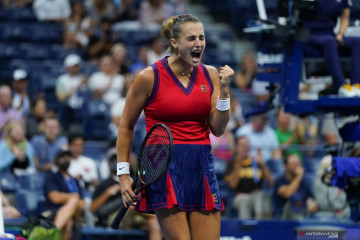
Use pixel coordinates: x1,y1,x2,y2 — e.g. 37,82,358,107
1,0,360,240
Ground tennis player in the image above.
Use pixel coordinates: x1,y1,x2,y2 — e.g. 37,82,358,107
116,14,234,239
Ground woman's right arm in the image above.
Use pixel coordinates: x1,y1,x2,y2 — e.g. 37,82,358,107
116,66,154,207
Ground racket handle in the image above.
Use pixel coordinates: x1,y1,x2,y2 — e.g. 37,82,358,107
110,201,129,229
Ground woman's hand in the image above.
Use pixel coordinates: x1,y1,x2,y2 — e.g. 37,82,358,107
218,65,234,88
118,175,137,208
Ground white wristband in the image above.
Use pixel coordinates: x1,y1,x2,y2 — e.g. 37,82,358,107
117,162,130,176
216,97,230,111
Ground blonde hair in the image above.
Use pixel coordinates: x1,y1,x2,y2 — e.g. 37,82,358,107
5,122,26,150
111,43,126,56
161,14,201,52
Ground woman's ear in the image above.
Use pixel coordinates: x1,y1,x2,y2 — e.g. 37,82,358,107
170,38,177,50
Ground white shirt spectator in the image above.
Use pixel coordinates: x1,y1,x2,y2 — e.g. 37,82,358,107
33,0,71,21
235,123,279,161
147,50,168,65
68,155,98,185
110,98,126,118
56,74,85,109
88,72,124,106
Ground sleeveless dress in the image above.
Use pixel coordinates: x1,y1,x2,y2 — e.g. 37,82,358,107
135,57,224,213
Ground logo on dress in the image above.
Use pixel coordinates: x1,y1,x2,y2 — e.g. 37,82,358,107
201,85,207,92
212,193,218,203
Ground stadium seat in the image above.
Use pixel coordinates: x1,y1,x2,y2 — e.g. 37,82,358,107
0,172,18,193
266,159,285,178
81,63,99,76
15,189,44,217
83,100,111,140
218,180,236,218
19,43,51,60
83,141,106,162
302,157,319,174
50,44,82,60
18,173,46,193
0,23,30,42
0,42,24,59
4,7,37,22
30,23,63,44
214,158,227,180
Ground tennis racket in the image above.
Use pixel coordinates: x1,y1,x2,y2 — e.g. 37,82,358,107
111,123,173,229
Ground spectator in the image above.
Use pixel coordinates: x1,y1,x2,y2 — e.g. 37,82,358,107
31,116,68,172
139,0,170,27
304,0,360,97
86,17,116,62
111,43,132,76
235,112,281,162
68,133,99,191
274,154,318,220
275,108,306,158
109,97,126,138
33,0,71,22
12,69,30,116
227,95,244,133
56,54,89,131
225,136,274,219
110,43,133,96
88,55,125,106
39,150,84,240
0,122,35,176
85,0,116,26
168,0,187,16
209,126,235,163
313,155,350,219
115,0,138,22
233,53,270,102
0,85,23,140
90,153,161,240
319,113,342,146
130,46,149,75
147,35,168,64
63,1,93,49
1,189,21,219
98,144,137,180
25,97,50,139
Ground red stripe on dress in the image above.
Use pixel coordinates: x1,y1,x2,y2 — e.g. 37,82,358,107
166,173,178,208
139,188,147,212
204,176,216,210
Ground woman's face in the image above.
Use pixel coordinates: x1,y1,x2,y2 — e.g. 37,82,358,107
10,124,24,142
113,47,127,62
34,99,46,117
172,22,205,67
100,56,114,74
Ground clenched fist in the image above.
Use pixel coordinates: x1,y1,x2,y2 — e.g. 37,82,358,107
219,65,234,87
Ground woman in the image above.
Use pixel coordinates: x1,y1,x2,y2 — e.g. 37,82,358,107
116,14,234,239
0,122,35,175
88,55,125,106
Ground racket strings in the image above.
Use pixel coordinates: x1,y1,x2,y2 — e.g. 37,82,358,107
140,128,171,183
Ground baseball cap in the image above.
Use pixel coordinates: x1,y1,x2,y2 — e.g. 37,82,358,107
13,69,27,81
55,149,72,159
64,54,81,67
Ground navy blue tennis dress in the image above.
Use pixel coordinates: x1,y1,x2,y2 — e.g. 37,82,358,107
134,57,224,213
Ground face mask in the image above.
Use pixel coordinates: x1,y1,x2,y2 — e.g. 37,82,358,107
58,161,70,171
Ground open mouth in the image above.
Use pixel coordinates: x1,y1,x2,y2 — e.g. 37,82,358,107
191,50,202,62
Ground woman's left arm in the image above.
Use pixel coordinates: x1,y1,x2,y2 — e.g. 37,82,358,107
207,65,234,137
